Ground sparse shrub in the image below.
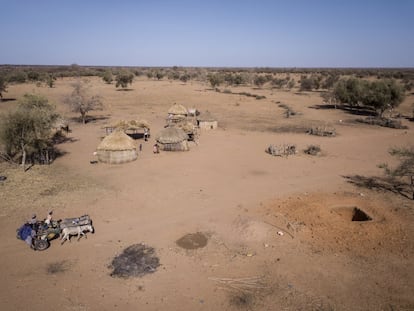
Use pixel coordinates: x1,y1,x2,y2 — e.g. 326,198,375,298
155,71,164,80
356,117,407,129
287,79,295,89
168,70,180,80
46,74,56,88
0,76,7,99
102,69,113,84
300,75,321,91
379,147,414,200
254,75,267,88
7,71,27,83
208,73,223,88
179,73,190,82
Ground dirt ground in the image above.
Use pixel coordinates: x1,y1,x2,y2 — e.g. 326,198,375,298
0,77,413,311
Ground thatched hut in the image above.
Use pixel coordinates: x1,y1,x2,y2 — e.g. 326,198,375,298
97,130,137,164
167,103,188,124
156,127,189,151
197,111,218,130
172,121,197,141
104,119,150,139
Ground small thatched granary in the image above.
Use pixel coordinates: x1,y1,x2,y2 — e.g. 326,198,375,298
156,127,189,151
97,130,137,164
197,111,218,130
167,103,188,124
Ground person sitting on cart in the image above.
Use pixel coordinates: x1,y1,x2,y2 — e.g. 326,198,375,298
42,211,54,229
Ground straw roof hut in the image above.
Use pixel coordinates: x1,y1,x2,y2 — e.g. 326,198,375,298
156,127,189,151
197,111,218,130
104,119,150,137
168,103,188,116
167,103,188,124
174,121,197,141
97,130,137,164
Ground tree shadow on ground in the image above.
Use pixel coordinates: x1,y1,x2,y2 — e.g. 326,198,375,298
116,88,134,92
343,174,411,200
69,115,110,124
309,104,376,116
0,98,17,103
53,135,78,145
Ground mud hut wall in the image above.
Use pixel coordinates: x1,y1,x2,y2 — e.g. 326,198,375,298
97,149,138,164
159,141,189,151
198,120,218,130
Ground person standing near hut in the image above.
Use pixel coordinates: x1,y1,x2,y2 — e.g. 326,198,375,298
144,128,149,141
153,144,159,154
139,143,142,152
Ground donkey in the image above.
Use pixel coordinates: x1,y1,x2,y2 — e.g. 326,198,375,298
61,224,94,245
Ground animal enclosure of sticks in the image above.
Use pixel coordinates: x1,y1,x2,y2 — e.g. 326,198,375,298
266,144,296,157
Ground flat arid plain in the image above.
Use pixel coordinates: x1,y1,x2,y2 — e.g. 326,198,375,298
0,76,413,311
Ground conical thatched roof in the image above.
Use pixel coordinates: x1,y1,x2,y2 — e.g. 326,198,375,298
129,119,150,129
175,121,195,134
110,120,129,130
110,119,150,130
197,110,216,122
97,130,137,151
156,127,188,144
168,103,188,115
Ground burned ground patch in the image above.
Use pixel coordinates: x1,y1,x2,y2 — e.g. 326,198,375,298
46,260,71,274
176,232,208,250
109,243,160,278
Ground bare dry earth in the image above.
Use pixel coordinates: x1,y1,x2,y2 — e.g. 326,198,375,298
0,77,413,311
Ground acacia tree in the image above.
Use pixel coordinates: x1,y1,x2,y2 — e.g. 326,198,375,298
207,73,223,88
64,80,103,124
102,69,113,84
333,78,366,106
379,147,414,200
364,79,405,117
0,94,58,169
333,78,404,116
116,72,134,89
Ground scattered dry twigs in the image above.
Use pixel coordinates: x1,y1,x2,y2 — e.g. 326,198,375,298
208,276,268,293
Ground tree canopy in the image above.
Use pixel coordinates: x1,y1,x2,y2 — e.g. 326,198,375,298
333,78,405,116
0,94,59,168
116,72,134,89
64,80,103,124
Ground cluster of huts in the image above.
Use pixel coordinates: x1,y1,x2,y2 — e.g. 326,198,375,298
96,104,217,164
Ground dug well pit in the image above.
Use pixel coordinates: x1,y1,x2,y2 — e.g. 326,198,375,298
333,206,373,222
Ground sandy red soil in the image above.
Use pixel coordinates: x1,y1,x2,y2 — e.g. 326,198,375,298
0,77,413,310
